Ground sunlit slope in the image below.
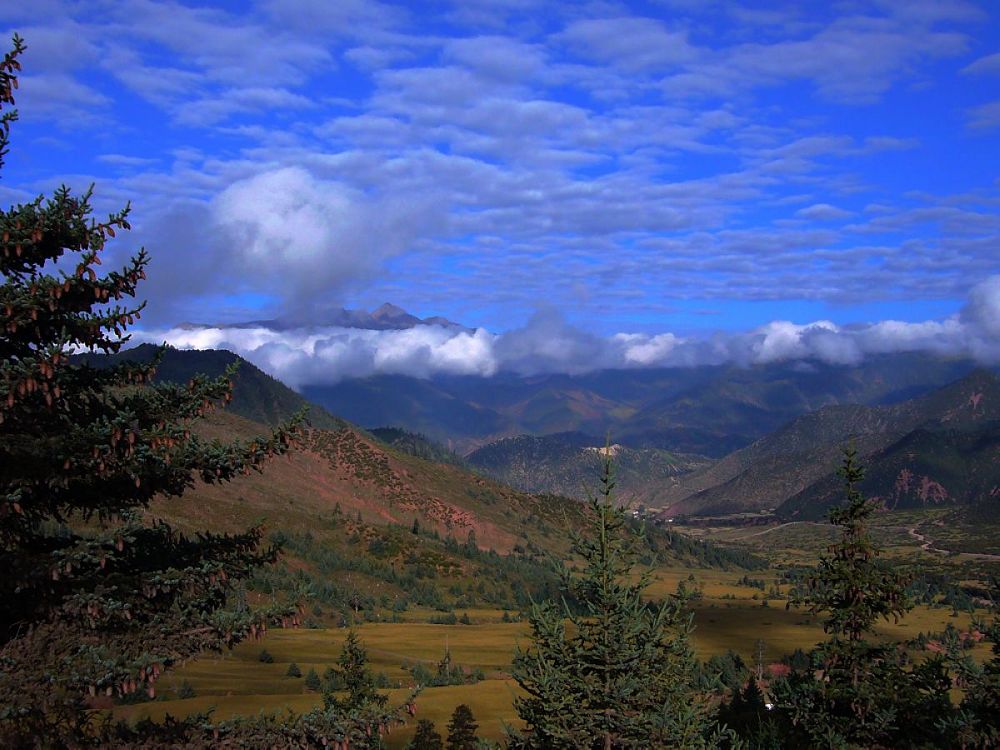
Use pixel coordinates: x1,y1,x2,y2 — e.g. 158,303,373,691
167,409,585,555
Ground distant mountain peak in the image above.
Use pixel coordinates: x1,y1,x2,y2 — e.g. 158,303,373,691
191,303,470,332
372,302,409,317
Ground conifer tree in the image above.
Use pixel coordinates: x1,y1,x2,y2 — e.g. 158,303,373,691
775,447,953,747
943,580,1000,747
408,718,444,750
509,454,724,749
0,35,419,748
306,668,323,691
0,34,305,746
446,704,479,750
325,630,388,712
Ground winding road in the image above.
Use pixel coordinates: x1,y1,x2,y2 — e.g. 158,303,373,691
907,524,1000,562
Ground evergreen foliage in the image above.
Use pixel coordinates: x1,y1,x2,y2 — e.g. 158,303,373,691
716,679,783,750
445,704,479,750
324,630,388,712
305,668,322,691
774,447,954,748
943,581,1000,747
0,34,306,746
177,680,196,699
0,36,420,747
509,454,726,749
407,719,444,750
286,662,302,678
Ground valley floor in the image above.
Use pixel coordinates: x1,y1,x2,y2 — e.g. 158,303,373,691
116,554,992,747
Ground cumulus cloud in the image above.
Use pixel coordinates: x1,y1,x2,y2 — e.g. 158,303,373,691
211,167,441,308
5,1,998,331
135,275,1000,387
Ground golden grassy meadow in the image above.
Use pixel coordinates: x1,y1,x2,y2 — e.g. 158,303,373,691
116,552,990,748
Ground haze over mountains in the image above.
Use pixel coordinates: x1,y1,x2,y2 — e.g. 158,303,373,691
302,353,980,455
135,274,1000,390
189,302,468,333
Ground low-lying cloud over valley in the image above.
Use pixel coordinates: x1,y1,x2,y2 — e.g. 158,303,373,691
134,275,1000,388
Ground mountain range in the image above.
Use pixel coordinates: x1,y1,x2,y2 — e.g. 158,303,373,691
302,354,980,456
86,344,764,620
100,343,1000,528
466,433,710,508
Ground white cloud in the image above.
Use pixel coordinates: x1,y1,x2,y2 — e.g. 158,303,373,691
961,51,1000,75
796,203,854,221
4,1,997,332
135,275,1000,385
967,100,1000,130
211,167,441,304
136,323,498,387
556,17,698,72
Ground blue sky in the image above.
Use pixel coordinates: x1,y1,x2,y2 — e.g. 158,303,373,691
1,1,999,381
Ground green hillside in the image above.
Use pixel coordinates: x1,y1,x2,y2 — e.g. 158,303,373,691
369,427,471,469
779,421,1000,520
75,347,767,618
79,343,346,430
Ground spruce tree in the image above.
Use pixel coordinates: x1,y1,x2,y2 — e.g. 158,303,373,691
324,630,388,711
445,704,479,750
306,668,323,691
408,718,444,750
944,580,1000,747
509,454,723,749
0,35,420,748
775,447,953,747
0,34,303,746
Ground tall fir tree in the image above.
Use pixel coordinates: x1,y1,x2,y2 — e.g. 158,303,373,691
774,447,953,748
325,630,388,712
408,718,444,750
445,704,479,750
0,35,418,748
0,34,304,745
509,454,725,749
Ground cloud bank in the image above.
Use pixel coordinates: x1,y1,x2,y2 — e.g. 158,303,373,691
134,275,1000,388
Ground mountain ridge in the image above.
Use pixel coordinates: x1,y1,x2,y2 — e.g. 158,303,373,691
304,354,983,455
657,369,1000,519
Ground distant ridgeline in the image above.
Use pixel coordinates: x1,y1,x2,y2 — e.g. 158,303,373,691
75,343,346,430
368,427,471,469
466,432,711,507
302,353,983,456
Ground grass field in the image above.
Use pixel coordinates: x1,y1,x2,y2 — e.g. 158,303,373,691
112,507,998,746
116,590,986,747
